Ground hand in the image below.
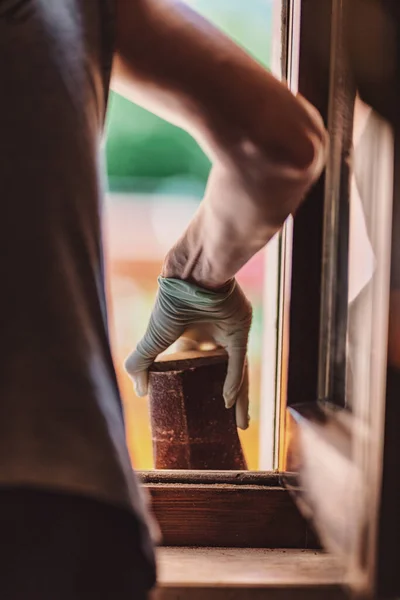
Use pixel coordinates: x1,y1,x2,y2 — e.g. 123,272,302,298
125,277,252,430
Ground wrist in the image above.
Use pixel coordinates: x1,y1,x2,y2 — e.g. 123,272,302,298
161,211,230,290
162,244,230,291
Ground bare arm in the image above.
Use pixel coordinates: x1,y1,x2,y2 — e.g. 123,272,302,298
113,0,328,287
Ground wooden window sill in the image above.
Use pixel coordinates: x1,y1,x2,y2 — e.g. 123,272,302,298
142,472,319,548
152,547,345,599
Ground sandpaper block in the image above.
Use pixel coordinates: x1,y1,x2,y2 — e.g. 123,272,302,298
148,349,247,470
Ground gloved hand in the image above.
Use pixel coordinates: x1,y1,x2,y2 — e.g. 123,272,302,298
125,276,252,430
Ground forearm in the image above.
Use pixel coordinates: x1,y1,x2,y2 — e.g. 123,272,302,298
161,199,242,290
113,0,328,288
162,168,276,288
163,118,328,289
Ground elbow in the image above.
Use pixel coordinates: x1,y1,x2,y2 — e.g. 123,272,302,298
245,98,328,195
242,116,328,231
290,132,317,170
298,120,329,189
264,93,329,179
258,93,329,176
290,96,329,182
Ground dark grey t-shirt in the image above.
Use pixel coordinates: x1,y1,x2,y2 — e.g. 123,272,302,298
0,0,153,554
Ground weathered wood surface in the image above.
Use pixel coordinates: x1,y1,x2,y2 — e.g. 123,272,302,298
145,481,319,548
148,351,247,470
153,547,344,600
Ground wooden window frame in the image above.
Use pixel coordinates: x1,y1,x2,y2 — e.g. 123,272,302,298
283,1,400,598
281,0,361,574
138,3,400,595
140,470,318,548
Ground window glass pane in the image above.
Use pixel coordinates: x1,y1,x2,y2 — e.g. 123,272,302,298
104,0,276,470
346,97,393,417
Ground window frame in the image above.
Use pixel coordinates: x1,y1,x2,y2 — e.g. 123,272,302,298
283,1,400,598
136,5,400,595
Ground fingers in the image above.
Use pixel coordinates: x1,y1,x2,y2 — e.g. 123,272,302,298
179,324,215,345
223,343,247,409
170,323,217,354
124,303,185,397
124,356,149,398
235,359,250,430
222,335,250,429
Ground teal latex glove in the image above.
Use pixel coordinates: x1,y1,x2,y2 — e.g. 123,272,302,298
125,277,252,430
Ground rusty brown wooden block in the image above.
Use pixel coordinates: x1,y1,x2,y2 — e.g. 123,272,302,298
148,350,247,470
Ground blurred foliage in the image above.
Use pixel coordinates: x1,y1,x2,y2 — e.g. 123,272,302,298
105,0,273,193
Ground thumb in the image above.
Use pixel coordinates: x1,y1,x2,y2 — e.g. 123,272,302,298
124,347,151,399
222,341,247,409
235,359,250,430
125,305,184,397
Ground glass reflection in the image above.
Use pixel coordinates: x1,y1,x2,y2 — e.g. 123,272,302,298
346,96,394,416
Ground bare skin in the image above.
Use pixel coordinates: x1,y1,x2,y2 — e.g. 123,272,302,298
112,0,328,288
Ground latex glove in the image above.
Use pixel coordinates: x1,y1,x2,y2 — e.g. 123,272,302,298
125,277,252,430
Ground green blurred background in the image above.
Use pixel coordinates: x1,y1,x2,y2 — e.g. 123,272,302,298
106,0,273,195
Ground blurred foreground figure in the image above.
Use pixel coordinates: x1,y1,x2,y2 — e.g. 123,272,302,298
0,1,326,597
347,0,400,132
346,0,400,366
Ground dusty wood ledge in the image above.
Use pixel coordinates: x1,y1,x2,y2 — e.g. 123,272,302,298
149,349,227,372
152,547,345,600
140,472,318,548
139,470,282,486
